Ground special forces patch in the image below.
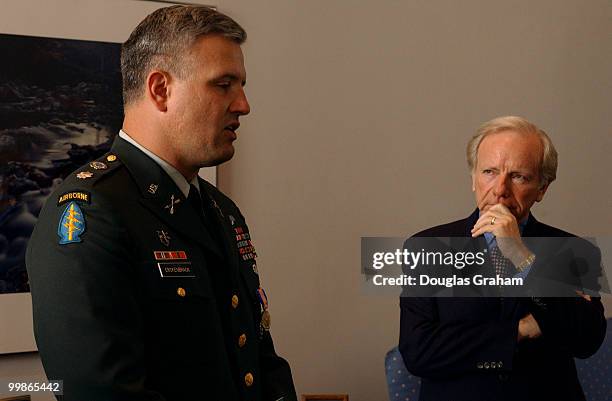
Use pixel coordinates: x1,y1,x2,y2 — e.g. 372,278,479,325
58,201,86,244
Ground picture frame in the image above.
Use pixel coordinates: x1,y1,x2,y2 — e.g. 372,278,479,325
302,395,349,401
0,396,31,401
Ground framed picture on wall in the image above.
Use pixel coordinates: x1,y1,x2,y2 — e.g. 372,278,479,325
0,0,216,355
0,31,123,354
0,396,31,401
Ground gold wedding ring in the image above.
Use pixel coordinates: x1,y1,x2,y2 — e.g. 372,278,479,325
490,216,496,225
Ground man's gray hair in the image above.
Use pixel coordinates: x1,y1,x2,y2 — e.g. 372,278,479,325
121,5,246,107
466,116,558,186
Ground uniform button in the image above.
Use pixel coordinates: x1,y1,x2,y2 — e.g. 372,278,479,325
244,373,254,387
238,334,247,348
477,362,483,369
231,295,239,309
484,362,490,369
177,287,186,297
106,154,117,162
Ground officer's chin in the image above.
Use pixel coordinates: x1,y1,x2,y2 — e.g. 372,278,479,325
201,146,234,168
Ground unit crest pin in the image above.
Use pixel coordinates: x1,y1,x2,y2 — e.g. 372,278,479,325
157,230,171,247
164,194,181,215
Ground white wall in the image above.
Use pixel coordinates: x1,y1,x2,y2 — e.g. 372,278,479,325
217,1,612,400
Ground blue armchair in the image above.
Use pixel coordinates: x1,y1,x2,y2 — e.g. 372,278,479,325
575,318,611,401
385,346,421,401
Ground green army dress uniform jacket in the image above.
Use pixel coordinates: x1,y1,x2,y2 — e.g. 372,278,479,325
26,137,296,401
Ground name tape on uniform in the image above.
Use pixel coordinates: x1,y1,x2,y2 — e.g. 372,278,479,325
157,262,195,278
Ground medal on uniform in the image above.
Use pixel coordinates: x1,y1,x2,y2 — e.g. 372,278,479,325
261,310,271,330
256,287,271,334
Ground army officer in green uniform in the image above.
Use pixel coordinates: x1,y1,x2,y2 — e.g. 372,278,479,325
26,5,296,401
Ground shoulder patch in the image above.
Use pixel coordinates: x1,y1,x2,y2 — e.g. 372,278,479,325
58,201,86,244
57,191,91,206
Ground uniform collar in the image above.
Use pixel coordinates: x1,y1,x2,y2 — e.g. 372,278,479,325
118,130,199,198
110,135,223,258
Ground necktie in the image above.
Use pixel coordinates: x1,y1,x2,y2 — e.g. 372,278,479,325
490,245,516,279
187,184,205,221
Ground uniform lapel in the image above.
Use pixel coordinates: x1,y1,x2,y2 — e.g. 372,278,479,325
110,137,223,259
198,177,240,272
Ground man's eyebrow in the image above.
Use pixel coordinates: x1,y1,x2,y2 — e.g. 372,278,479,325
213,74,247,86
510,169,533,176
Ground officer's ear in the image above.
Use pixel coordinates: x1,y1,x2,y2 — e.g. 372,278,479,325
146,69,172,112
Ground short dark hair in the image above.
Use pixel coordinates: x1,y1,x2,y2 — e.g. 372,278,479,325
121,5,246,107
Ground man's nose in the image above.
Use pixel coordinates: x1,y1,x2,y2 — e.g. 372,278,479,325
493,174,510,199
231,88,250,116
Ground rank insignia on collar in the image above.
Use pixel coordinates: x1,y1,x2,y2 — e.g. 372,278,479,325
164,194,181,215
89,161,107,170
209,197,224,217
157,230,171,247
76,171,93,179
58,201,86,244
148,184,158,194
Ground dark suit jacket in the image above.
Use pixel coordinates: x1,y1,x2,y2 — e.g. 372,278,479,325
399,210,606,401
26,137,296,401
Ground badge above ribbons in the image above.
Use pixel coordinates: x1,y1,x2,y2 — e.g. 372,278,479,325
58,201,86,244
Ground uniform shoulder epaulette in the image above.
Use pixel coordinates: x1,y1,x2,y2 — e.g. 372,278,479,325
63,152,124,189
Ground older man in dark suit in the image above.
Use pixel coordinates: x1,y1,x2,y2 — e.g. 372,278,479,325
399,116,606,401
